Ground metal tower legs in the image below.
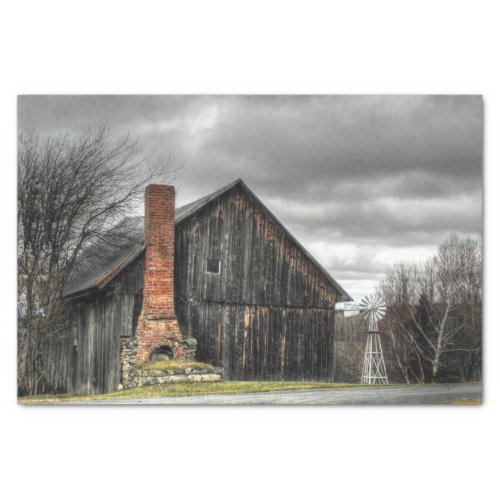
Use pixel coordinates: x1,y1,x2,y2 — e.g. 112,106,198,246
361,333,388,384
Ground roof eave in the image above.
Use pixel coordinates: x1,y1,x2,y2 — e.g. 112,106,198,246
62,245,145,299
230,180,353,303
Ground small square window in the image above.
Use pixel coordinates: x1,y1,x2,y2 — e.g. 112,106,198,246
207,258,221,274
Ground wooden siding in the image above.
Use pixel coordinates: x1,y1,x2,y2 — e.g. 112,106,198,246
175,184,339,380
41,253,144,395
177,300,335,380
175,185,338,308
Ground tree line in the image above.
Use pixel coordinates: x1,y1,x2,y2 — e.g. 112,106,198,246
379,235,482,383
336,235,482,383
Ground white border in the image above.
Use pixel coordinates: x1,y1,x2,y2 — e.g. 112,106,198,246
1,2,498,499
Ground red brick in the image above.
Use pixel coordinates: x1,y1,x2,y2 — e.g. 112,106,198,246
135,184,188,364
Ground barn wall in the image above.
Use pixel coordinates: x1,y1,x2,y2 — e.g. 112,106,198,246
175,186,338,308
175,185,339,380
177,300,335,380
41,253,144,395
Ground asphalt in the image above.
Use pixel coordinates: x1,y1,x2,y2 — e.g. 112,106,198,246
62,382,482,405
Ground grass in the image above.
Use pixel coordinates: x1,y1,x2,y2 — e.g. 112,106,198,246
18,381,357,404
138,359,214,372
19,381,474,405
446,398,482,405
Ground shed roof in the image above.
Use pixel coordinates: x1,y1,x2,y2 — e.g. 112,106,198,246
63,179,352,301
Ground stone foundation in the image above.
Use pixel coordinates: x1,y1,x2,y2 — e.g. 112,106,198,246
121,337,138,389
125,364,224,388
120,336,221,389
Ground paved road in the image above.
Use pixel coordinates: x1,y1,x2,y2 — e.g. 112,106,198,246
65,383,482,405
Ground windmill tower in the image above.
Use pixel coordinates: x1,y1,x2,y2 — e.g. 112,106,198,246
358,295,389,384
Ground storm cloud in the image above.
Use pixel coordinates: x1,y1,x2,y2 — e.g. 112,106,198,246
18,95,483,299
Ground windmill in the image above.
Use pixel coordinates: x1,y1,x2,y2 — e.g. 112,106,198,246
343,295,389,384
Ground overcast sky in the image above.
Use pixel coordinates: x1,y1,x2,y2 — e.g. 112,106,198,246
18,95,483,300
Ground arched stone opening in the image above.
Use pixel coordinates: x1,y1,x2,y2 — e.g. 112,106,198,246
150,345,174,362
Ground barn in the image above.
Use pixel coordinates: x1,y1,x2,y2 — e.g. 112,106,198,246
41,179,351,395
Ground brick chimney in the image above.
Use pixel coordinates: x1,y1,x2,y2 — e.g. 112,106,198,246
143,185,176,319
135,184,194,364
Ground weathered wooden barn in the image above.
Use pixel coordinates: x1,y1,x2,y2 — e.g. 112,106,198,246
41,179,351,394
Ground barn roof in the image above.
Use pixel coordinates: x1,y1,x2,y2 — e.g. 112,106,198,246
63,179,352,301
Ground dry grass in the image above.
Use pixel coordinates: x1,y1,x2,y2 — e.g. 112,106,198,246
446,398,482,405
138,360,213,372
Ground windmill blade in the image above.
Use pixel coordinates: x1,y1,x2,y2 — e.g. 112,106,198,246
359,295,387,325
359,297,370,310
360,310,371,320
376,303,387,319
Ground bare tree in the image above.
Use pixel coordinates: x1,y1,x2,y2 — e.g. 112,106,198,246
378,235,482,383
17,124,176,395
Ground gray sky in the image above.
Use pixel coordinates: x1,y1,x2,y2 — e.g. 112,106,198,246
18,95,483,300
